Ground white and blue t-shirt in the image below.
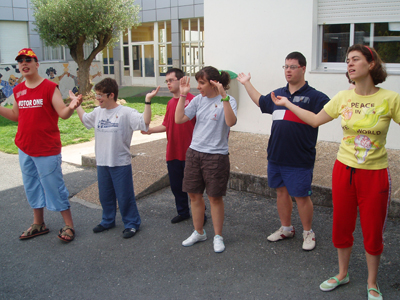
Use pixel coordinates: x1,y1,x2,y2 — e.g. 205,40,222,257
82,105,148,167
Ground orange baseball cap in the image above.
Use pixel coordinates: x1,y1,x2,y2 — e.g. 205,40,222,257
15,48,38,61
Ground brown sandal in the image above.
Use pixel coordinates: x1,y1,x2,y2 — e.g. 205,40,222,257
57,225,75,243
19,223,50,240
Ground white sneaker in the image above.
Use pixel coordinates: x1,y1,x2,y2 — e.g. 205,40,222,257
302,231,316,251
182,230,207,246
267,226,295,242
213,235,225,253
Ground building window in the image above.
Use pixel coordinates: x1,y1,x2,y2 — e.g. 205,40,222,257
158,21,172,75
181,18,204,76
316,0,400,73
43,45,65,61
122,28,130,76
131,23,154,42
102,46,114,75
122,24,156,78
321,22,400,65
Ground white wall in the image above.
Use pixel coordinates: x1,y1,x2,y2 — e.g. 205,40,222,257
204,0,400,149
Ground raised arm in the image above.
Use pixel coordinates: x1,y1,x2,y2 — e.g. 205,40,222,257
53,88,82,120
237,72,262,106
175,76,191,124
143,86,159,126
271,92,333,128
210,80,237,127
0,100,19,122
69,90,85,122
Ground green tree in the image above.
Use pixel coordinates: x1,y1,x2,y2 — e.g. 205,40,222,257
31,0,141,95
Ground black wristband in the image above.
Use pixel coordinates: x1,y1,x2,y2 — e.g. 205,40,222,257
145,101,151,105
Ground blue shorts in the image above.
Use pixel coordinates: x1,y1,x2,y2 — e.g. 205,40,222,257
19,149,70,212
267,161,313,197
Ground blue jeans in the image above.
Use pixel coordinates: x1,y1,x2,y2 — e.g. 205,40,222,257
167,160,190,218
19,149,70,212
97,165,141,230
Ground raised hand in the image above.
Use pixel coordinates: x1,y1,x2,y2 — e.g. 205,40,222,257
68,90,83,109
237,72,251,85
210,80,226,97
271,91,289,107
146,86,160,99
180,76,191,95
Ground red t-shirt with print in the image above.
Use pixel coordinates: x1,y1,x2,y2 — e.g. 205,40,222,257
14,79,61,156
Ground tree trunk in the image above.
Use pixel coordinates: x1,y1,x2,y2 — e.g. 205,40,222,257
69,41,94,96
69,34,112,95
77,63,93,95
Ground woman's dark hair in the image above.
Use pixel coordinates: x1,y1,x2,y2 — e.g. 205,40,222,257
345,44,387,85
195,66,230,90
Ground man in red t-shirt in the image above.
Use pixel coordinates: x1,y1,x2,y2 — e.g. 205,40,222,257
142,68,206,224
0,48,82,242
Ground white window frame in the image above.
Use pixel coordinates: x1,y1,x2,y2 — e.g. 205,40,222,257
315,0,400,74
102,47,114,75
181,18,204,76
158,21,172,75
316,22,400,74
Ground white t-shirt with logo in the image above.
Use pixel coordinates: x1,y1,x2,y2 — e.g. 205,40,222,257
82,105,148,166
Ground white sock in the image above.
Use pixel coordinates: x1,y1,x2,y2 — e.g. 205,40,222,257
282,225,293,232
303,229,313,233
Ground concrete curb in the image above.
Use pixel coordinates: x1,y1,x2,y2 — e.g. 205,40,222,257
228,172,399,218
135,173,170,200
80,154,400,218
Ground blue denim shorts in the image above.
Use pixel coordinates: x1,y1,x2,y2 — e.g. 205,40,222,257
19,149,70,211
267,161,313,197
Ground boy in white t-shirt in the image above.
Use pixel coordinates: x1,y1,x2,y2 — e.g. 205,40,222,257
75,78,153,238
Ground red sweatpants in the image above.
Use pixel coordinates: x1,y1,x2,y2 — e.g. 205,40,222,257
332,160,390,255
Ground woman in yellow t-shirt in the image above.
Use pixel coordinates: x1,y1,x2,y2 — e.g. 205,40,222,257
271,44,400,300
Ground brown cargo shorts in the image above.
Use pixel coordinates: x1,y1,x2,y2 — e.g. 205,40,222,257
182,148,230,197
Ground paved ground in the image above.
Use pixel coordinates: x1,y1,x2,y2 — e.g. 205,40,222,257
1,149,400,299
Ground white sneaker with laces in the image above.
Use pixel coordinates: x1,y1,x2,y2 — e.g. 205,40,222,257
182,230,207,246
213,235,225,253
302,231,316,251
267,226,295,242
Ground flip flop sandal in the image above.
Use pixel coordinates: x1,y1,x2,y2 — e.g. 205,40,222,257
19,223,50,240
57,225,75,243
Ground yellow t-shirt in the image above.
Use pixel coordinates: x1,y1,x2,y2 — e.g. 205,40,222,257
324,88,400,169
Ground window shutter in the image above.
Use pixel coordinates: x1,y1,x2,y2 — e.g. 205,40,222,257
0,21,29,63
318,0,400,24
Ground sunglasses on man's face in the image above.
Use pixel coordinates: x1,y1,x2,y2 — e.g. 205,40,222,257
17,57,34,63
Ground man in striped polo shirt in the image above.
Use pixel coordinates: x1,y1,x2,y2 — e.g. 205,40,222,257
237,52,329,251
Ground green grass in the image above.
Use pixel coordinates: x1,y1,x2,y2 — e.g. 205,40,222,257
124,95,169,116
0,96,170,154
118,86,154,98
